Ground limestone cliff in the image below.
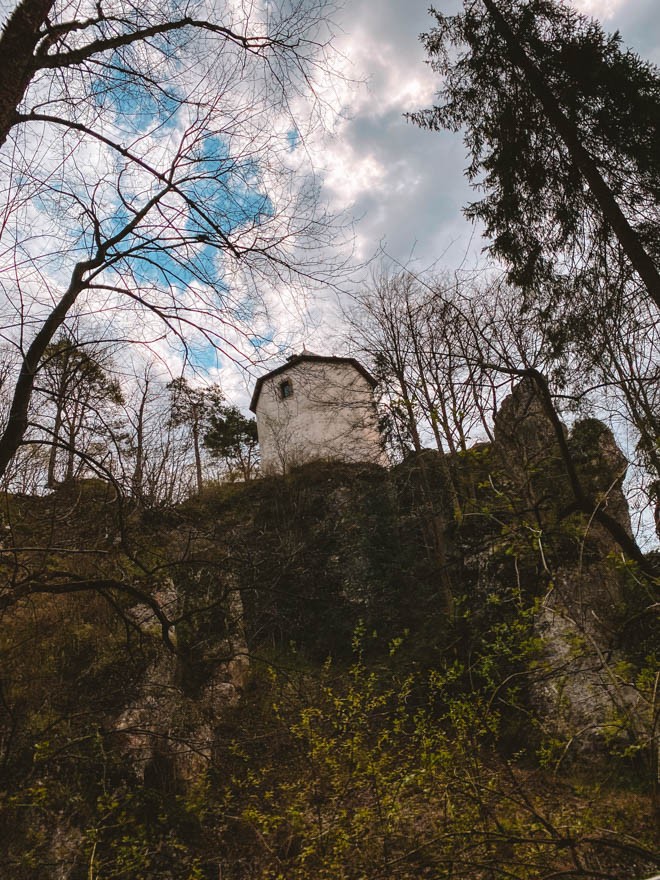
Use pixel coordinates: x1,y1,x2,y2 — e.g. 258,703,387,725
117,380,653,779
0,383,657,879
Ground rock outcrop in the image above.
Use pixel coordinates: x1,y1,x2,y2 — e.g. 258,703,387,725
490,381,645,754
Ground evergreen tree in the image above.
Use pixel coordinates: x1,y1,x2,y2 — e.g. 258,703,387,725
37,336,124,487
168,378,225,493
410,0,660,323
204,405,259,481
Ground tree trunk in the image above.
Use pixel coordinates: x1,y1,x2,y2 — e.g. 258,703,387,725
0,0,55,148
131,380,149,502
47,392,63,488
481,0,660,312
192,416,203,493
65,419,75,481
0,261,93,481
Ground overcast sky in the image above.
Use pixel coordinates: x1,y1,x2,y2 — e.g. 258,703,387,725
323,0,660,266
214,0,660,401
3,0,657,402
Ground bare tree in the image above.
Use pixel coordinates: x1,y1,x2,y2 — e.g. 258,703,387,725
168,377,224,494
346,265,660,553
118,363,192,506
563,288,660,477
0,0,345,481
32,334,124,487
348,269,511,461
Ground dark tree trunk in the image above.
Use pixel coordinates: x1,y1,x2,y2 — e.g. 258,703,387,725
47,391,64,488
0,261,93,481
65,419,75,481
131,380,149,502
481,0,660,312
0,0,55,148
192,416,203,493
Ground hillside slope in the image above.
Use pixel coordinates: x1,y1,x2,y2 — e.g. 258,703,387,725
0,384,658,879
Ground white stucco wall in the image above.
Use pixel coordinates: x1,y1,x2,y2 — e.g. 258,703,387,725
254,359,384,473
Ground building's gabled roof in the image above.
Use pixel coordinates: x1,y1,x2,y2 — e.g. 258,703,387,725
249,353,377,413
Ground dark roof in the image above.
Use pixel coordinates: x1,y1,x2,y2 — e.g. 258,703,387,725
249,354,377,413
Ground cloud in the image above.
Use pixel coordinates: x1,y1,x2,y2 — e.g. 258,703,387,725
3,0,657,413
573,0,626,17
307,0,483,274
608,0,660,63
309,0,660,278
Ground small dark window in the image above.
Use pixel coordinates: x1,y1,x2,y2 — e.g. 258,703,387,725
280,379,293,399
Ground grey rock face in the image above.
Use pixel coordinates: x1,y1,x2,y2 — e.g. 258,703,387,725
492,382,642,755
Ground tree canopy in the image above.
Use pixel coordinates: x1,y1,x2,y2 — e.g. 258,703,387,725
37,336,124,487
204,404,259,481
410,0,660,323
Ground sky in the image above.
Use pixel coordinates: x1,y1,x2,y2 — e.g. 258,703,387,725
0,0,656,533
324,0,660,270
0,0,657,405
213,0,660,403
276,0,659,547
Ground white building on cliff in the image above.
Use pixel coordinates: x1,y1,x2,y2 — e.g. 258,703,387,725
249,352,384,473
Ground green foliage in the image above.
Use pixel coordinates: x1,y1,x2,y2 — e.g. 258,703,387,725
411,0,660,328
168,377,226,490
213,646,657,880
168,378,224,432
40,335,125,484
0,445,658,878
43,337,124,408
204,404,259,480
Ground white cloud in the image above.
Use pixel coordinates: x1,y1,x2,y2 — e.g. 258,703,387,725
321,145,387,207
572,0,626,18
2,0,659,413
